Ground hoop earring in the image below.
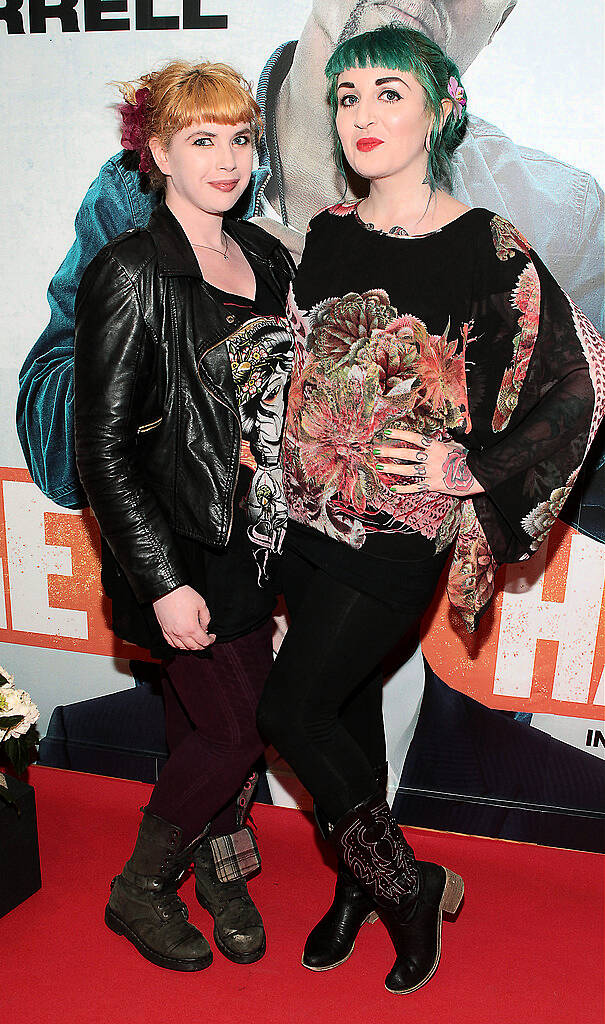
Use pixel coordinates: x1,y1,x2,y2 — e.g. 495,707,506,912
424,131,431,154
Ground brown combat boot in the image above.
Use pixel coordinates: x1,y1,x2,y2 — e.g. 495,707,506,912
105,810,212,972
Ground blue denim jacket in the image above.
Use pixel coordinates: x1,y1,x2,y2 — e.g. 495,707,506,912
16,154,268,508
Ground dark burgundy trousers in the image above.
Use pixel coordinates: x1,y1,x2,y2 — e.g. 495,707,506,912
147,620,273,847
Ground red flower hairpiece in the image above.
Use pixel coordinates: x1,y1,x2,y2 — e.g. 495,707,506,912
119,87,154,175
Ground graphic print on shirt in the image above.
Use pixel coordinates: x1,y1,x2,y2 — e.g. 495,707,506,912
284,283,473,554
224,315,293,580
490,216,541,433
283,202,605,632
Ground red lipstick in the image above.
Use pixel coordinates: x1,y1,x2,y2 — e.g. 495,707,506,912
356,138,384,152
209,180,239,191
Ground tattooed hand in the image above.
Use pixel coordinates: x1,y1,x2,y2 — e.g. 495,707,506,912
373,429,484,498
442,447,475,492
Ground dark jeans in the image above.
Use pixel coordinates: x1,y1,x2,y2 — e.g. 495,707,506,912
147,619,273,847
257,547,443,824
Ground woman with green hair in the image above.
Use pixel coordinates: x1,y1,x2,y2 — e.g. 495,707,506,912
257,24,603,995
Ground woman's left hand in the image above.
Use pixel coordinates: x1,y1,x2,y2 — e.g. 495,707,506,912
374,429,484,498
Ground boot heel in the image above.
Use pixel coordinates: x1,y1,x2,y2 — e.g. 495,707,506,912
441,868,464,916
105,906,125,936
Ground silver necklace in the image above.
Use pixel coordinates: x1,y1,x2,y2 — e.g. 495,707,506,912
190,234,229,260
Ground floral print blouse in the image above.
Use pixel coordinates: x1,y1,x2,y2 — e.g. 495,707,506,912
284,203,605,630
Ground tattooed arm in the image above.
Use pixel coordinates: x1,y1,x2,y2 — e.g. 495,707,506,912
374,429,484,497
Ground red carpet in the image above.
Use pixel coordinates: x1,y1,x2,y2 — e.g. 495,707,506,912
3,766,603,1024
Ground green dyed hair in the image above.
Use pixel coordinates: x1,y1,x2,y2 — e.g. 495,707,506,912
325,25,468,192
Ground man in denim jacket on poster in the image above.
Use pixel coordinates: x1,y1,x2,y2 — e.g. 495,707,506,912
17,0,604,516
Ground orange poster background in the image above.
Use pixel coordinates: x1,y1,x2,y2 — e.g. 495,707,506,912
1,467,603,720
421,520,604,721
0,467,148,659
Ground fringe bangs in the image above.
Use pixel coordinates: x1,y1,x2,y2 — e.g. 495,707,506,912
156,73,262,137
325,31,416,82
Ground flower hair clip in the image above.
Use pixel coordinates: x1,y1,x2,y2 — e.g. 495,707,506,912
119,87,154,174
447,77,467,120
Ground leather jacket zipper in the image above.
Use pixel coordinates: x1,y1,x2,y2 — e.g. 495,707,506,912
197,331,243,545
137,416,162,434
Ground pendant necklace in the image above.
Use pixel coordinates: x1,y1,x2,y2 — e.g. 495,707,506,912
190,234,229,260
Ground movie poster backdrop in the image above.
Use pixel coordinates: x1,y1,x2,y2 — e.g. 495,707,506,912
2,0,604,849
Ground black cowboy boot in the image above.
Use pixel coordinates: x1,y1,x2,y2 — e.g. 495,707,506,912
105,810,213,972
333,792,464,994
194,773,265,964
302,764,387,971
383,860,464,994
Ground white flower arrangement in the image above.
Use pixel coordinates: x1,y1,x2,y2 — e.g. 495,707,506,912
0,665,40,800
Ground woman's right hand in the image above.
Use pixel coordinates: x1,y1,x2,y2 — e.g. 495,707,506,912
152,585,216,650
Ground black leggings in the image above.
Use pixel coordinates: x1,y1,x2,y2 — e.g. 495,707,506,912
256,546,443,824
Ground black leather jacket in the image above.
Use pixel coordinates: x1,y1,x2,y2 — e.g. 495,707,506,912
74,202,294,605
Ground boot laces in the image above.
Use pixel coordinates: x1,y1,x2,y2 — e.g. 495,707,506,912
155,890,188,921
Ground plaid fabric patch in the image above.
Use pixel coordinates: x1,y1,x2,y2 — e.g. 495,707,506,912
209,826,261,883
